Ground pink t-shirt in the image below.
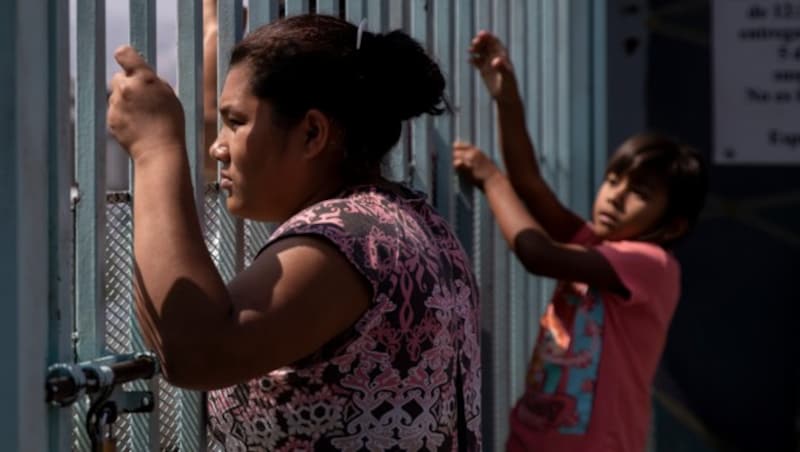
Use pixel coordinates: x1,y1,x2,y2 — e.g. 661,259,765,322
508,226,680,452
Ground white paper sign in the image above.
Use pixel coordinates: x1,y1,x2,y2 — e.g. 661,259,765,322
714,1,800,165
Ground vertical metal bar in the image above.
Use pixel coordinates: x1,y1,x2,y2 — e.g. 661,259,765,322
0,3,21,447
454,0,475,253
569,0,593,217
128,3,160,450
244,0,280,262
249,0,280,28
74,1,107,450
285,0,310,16
345,0,365,23
175,2,207,451
75,0,106,364
364,0,397,183
130,0,157,66
385,1,409,183
366,0,388,32
524,0,542,360
473,0,495,447
556,0,571,209
218,0,246,279
387,0,407,32
316,0,341,16
525,0,541,148
538,0,557,322
433,0,454,223
507,0,528,412
489,1,511,448
218,1,244,130
592,0,608,191
540,0,556,190
409,0,432,191
47,0,73,448
180,0,206,212
0,1,50,450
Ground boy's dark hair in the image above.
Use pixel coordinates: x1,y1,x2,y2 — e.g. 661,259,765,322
230,14,447,180
606,132,708,230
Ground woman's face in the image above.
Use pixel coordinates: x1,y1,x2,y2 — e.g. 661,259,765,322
211,63,332,222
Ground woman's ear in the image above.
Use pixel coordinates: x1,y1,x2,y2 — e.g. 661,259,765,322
301,109,331,159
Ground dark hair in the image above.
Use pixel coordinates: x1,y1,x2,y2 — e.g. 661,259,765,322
606,132,708,230
229,14,447,180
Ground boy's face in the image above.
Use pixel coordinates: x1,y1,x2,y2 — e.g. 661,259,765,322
591,172,671,241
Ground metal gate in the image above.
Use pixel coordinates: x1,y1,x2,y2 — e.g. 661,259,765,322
0,1,600,450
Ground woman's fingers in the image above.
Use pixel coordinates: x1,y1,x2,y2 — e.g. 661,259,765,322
114,45,152,77
453,140,476,150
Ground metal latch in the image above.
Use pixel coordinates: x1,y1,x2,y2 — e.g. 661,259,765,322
46,352,159,452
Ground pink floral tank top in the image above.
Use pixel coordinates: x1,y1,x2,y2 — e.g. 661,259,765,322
208,184,482,451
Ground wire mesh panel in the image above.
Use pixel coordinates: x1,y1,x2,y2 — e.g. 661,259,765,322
104,194,134,360
244,221,274,267
204,185,243,282
76,186,245,452
203,186,242,452
158,379,180,451
103,193,135,450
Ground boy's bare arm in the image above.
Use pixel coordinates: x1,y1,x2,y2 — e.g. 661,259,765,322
496,97,584,242
482,170,626,294
454,144,625,294
471,31,584,242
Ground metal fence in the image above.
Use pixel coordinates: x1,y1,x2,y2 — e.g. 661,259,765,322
58,0,599,450
90,188,267,451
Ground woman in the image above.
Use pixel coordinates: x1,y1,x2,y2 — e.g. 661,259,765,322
107,14,481,451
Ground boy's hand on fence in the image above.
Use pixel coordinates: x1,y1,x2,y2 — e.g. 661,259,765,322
470,31,518,104
453,141,502,190
108,45,186,163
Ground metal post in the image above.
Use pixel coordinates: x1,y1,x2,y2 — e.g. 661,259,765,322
250,0,280,27
0,1,54,450
409,0,433,191
285,0,310,16
217,0,246,280
173,2,208,450
47,0,74,449
433,0,455,223
128,2,160,449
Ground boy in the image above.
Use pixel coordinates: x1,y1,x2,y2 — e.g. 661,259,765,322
453,31,707,452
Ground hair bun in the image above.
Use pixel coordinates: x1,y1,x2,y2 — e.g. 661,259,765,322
357,30,447,121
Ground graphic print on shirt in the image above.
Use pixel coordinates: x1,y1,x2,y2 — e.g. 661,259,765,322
518,286,605,434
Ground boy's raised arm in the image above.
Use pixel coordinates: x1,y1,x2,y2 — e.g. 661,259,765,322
471,31,585,242
453,144,626,294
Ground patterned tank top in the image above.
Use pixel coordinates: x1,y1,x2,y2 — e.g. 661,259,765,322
208,184,482,451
